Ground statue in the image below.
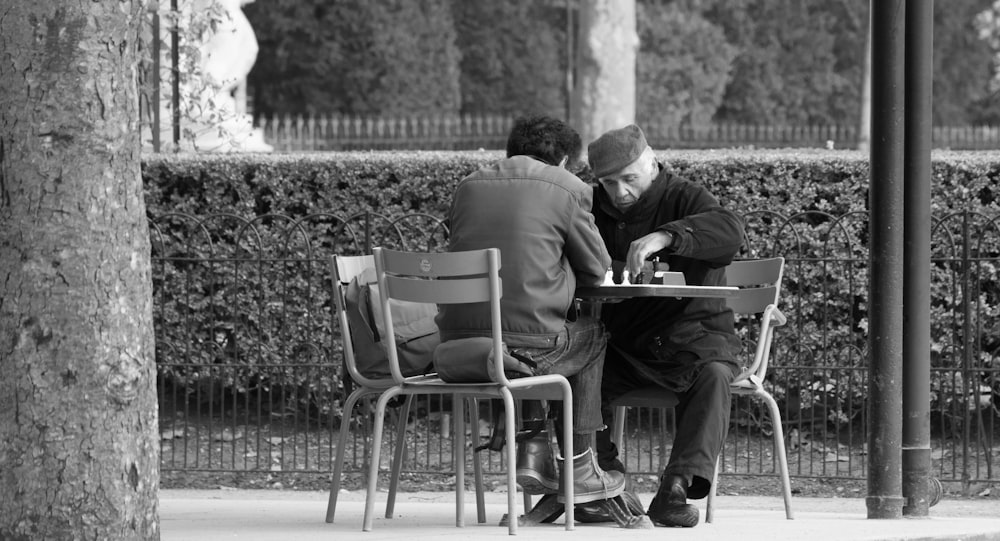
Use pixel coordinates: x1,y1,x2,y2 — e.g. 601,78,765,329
144,0,273,153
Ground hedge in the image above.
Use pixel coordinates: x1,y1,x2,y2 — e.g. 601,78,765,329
143,150,1000,429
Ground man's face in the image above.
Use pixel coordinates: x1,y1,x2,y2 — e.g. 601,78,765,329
597,150,655,212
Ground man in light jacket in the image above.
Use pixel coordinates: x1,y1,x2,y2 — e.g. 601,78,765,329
436,115,624,505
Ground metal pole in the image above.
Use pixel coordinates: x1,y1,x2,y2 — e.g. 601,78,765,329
867,0,905,519
152,9,161,153
902,0,933,517
171,0,180,148
565,0,574,123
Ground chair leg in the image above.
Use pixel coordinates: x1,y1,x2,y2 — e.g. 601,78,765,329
559,381,575,530
759,390,794,519
326,388,367,523
454,394,466,527
612,405,626,450
385,394,415,519
362,387,402,532
706,454,720,523
501,390,518,535
470,397,487,524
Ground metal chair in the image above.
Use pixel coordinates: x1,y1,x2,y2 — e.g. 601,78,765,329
363,246,575,534
610,256,792,522
324,254,486,524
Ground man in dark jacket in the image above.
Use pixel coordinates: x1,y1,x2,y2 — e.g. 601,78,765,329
436,115,624,504
587,124,745,528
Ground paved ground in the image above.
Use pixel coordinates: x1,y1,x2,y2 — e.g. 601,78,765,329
160,488,1000,540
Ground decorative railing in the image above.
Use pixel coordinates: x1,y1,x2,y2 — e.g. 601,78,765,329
152,210,999,494
253,113,1000,152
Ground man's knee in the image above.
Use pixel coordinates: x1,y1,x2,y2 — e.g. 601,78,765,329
697,361,736,392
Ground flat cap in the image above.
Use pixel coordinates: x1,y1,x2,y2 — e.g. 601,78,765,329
587,124,648,178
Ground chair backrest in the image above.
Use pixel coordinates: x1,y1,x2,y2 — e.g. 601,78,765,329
724,257,784,315
724,257,786,383
373,246,508,385
332,254,386,389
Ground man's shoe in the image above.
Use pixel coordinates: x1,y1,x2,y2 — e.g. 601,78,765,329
646,474,699,527
555,448,626,504
515,430,559,495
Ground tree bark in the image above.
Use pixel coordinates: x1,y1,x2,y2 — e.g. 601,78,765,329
571,0,638,147
0,1,160,539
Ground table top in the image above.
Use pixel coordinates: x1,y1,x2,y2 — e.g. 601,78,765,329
576,283,739,300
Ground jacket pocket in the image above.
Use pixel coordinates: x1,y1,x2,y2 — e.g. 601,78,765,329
648,321,708,362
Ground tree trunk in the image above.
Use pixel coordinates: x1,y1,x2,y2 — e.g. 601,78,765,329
571,0,638,147
0,1,160,539
859,22,872,153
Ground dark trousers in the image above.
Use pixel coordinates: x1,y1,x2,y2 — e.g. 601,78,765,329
597,356,734,499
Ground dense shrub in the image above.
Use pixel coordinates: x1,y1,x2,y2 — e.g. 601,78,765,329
144,150,1000,431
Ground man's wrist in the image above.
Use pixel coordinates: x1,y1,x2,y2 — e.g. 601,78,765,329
662,230,675,249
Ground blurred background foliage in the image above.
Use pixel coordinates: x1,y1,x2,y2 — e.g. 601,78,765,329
244,0,999,126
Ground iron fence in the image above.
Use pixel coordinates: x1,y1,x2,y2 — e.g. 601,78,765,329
152,210,999,493
254,113,1000,152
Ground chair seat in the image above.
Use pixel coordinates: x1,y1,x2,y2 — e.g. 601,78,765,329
401,373,575,402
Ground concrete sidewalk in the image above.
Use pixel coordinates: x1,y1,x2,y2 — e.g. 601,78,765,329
160,488,1000,540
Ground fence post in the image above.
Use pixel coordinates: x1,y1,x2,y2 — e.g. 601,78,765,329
960,212,973,495
364,212,373,254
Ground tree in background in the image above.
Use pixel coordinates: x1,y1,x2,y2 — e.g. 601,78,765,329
572,0,639,145
245,0,999,128
956,0,1000,124
1,1,159,538
244,0,345,115
636,1,736,126
705,0,865,125
453,0,567,117
247,0,461,116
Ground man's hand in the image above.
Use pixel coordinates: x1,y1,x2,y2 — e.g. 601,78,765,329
626,230,672,277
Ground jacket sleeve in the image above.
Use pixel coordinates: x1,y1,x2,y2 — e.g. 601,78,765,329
657,184,744,266
566,185,612,286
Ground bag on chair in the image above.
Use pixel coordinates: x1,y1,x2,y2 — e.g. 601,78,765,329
343,267,439,378
433,337,535,383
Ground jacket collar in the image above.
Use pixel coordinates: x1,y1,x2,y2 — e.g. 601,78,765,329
596,162,668,221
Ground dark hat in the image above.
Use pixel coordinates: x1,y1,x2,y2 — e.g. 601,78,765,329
587,124,649,178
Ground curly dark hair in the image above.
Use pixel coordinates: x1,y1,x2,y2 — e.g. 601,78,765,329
505,115,582,168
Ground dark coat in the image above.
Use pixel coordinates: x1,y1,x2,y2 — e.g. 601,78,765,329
592,164,745,391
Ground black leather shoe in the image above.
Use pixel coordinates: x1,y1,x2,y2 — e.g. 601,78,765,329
647,474,699,527
515,430,559,494
556,448,626,504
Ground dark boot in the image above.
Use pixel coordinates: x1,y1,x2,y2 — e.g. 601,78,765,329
646,474,699,528
515,429,559,495
555,448,626,504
